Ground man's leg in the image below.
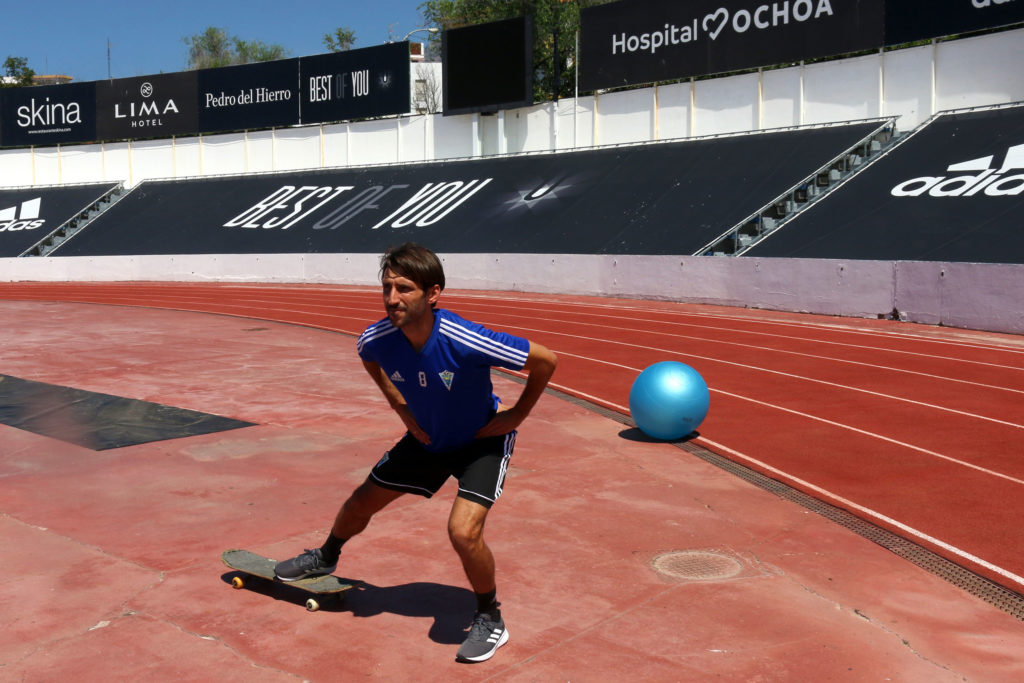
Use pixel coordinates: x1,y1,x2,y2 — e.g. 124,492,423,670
276,479,403,581
447,496,495,595
450,496,509,663
332,479,405,539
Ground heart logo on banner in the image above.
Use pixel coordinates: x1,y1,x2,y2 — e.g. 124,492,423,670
703,8,729,40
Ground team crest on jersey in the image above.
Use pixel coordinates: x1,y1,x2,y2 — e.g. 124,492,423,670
438,370,454,391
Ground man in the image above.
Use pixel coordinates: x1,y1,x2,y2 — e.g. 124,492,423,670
275,242,557,663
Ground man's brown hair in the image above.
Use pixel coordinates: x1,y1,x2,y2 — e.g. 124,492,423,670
379,242,446,293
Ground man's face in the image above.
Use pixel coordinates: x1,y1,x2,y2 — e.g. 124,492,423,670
381,268,440,329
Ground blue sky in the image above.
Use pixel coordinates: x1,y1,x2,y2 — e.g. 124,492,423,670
1,0,428,83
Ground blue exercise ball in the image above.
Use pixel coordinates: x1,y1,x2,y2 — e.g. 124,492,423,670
629,361,710,440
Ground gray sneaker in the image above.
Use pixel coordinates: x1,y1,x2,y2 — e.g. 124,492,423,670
274,548,337,582
456,612,509,663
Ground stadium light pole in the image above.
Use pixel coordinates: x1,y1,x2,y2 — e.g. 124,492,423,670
400,27,439,42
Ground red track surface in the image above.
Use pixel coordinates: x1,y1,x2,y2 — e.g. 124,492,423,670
3,281,1023,595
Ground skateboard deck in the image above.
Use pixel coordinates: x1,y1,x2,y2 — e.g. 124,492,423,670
221,549,352,611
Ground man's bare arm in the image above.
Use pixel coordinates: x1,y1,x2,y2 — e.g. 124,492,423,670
475,341,557,438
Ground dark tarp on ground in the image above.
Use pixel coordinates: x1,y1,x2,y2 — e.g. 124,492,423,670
748,105,1024,264
53,122,882,257
0,374,255,450
0,183,119,257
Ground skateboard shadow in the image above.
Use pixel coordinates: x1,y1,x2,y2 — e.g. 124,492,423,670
218,573,473,644
341,580,476,645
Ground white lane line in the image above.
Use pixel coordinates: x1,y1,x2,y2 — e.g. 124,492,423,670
465,306,1024,374
469,309,1024,390
508,329,1024,431
450,291,1024,355
696,435,1024,590
548,349,1024,486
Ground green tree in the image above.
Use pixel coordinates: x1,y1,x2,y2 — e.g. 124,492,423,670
323,27,357,52
235,39,289,63
418,0,613,102
184,27,289,69
2,56,35,87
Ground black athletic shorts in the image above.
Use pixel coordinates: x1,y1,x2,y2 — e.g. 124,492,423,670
369,431,517,509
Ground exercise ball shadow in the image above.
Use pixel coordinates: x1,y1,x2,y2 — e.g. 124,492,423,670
619,427,700,443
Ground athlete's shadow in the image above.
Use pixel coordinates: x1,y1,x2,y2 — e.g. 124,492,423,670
340,580,475,644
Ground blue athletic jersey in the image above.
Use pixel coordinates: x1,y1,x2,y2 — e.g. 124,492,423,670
356,308,530,453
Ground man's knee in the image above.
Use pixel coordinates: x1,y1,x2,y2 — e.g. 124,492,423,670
448,522,481,554
448,498,488,553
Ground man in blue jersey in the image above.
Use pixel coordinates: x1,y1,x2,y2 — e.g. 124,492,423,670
275,242,557,663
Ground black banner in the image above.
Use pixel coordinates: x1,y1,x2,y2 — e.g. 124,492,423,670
0,82,97,148
198,59,301,134
96,72,199,140
443,16,533,115
0,183,119,257
0,44,412,148
885,0,1024,44
581,0,886,90
299,43,410,125
53,121,880,257
749,105,1024,263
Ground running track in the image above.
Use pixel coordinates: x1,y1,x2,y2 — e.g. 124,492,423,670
3,281,1023,595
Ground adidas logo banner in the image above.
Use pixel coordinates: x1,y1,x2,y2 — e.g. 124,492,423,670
745,105,1024,264
0,198,44,232
892,143,1024,198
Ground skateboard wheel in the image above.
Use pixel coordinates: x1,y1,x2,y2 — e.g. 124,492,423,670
305,598,320,612
231,576,245,590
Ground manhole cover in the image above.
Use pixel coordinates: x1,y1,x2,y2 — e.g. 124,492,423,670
652,551,743,581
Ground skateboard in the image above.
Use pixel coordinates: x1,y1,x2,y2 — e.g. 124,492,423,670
221,549,352,612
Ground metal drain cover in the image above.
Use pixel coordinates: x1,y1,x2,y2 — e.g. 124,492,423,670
652,551,743,581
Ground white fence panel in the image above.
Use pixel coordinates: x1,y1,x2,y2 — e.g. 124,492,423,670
936,30,1024,112
803,53,880,126
131,139,175,183
349,119,398,165
882,43,933,131
480,113,501,156
572,95,596,148
56,144,105,185
102,143,132,185
399,115,430,163
32,148,62,185
174,138,202,180
517,103,558,153
0,149,33,186
655,82,691,140
433,113,474,159
555,97,582,149
595,89,653,145
693,73,758,136
276,127,322,171
200,133,247,177
760,67,802,129
245,130,275,173
322,123,349,168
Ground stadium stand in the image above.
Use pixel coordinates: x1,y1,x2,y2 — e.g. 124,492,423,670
0,183,121,258
747,104,1024,263
50,121,886,257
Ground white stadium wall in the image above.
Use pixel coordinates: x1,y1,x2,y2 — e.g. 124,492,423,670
2,29,1023,335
